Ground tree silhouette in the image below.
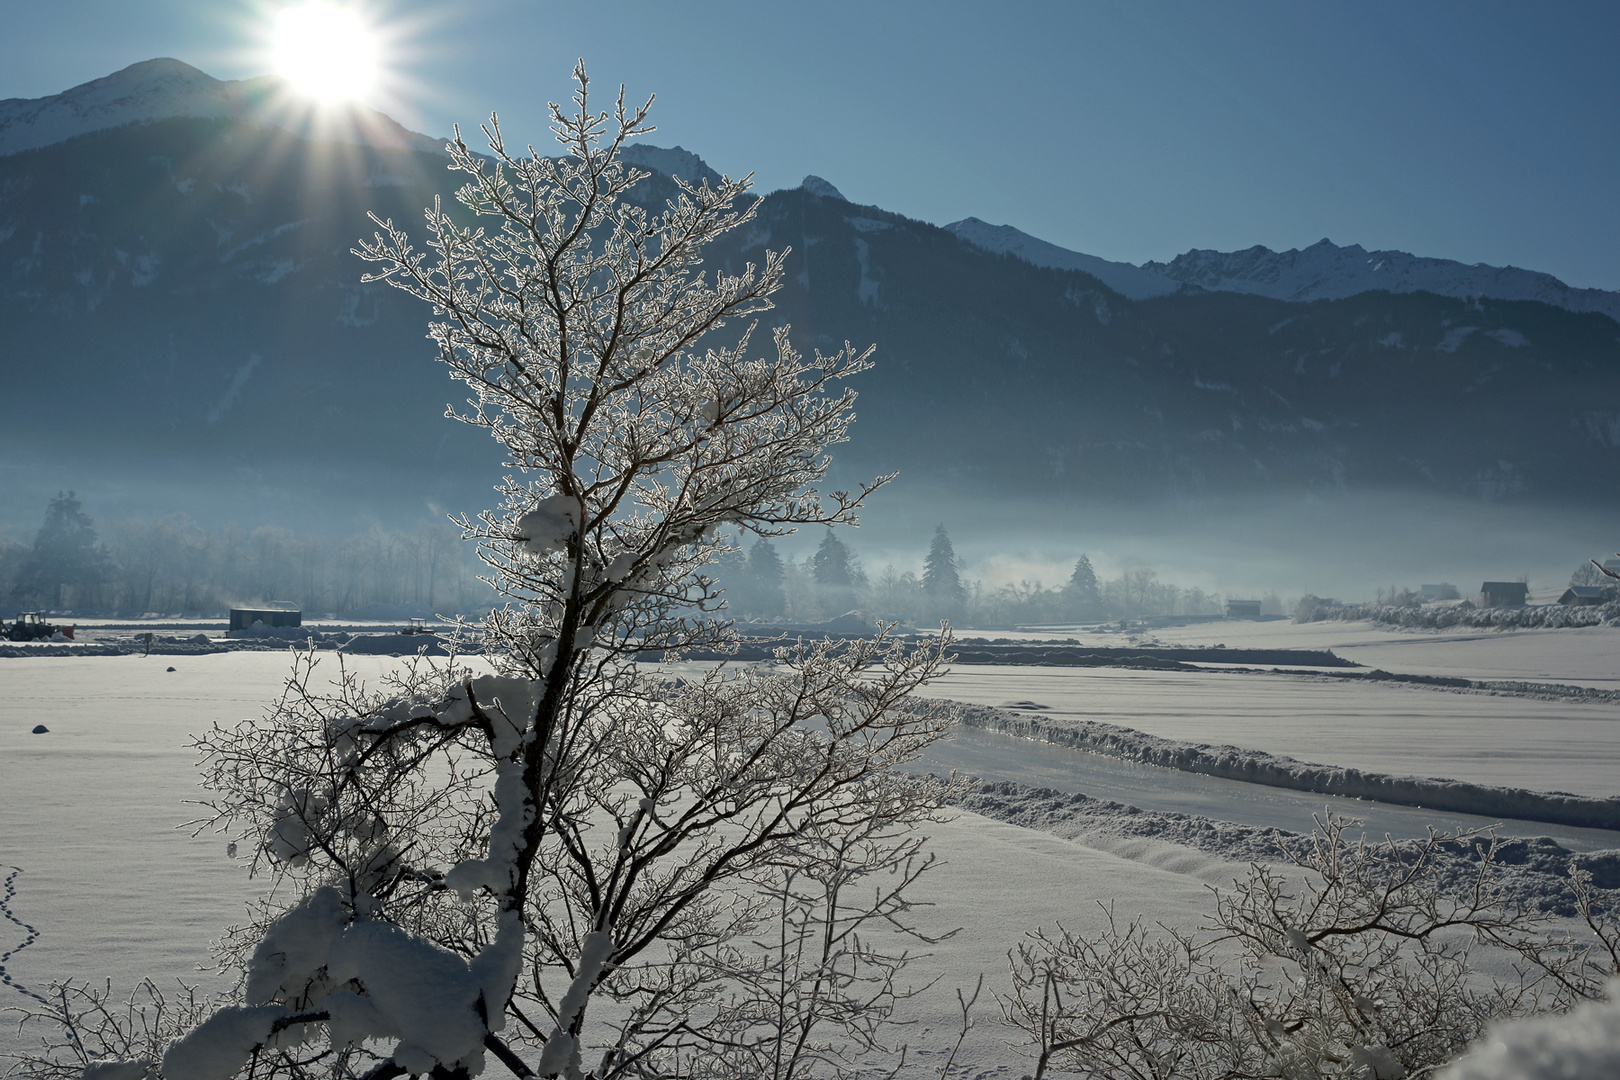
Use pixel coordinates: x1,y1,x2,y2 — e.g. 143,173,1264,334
11,491,112,608
1064,553,1101,619
810,530,865,616
746,537,787,618
922,524,964,620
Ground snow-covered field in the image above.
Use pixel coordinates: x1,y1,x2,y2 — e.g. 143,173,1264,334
4,619,1620,1075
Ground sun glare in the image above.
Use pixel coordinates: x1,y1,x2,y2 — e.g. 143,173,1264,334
271,2,379,102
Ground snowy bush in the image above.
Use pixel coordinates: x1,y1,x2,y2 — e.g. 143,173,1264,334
1002,814,1620,1080
6,64,959,1080
1295,597,1620,630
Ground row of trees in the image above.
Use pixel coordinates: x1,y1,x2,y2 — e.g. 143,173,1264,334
0,493,489,615
715,527,1230,626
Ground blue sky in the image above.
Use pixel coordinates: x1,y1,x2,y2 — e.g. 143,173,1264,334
5,0,1617,289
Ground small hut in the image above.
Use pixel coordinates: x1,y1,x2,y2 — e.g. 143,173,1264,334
1479,582,1528,608
1225,599,1262,619
229,602,303,631
1557,586,1610,606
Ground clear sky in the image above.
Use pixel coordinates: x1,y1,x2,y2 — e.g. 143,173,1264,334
4,0,1617,290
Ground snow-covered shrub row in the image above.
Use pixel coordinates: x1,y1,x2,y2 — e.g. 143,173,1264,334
1297,597,1620,630
954,702,1620,830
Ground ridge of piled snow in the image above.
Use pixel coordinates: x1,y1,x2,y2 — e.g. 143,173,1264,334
944,217,1180,300
950,778,1620,919
1146,237,1620,324
953,702,1620,831
0,57,445,158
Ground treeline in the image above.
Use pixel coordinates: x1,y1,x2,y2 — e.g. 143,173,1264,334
2,496,1236,626
714,525,1231,627
1,492,488,615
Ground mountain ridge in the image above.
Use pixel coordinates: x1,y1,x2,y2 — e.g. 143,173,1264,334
6,59,1611,325
949,219,1620,325
2,63,1619,531
0,57,445,159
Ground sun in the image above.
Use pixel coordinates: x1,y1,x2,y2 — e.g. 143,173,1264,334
271,2,380,102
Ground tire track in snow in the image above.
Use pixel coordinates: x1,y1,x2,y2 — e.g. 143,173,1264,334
0,866,50,1005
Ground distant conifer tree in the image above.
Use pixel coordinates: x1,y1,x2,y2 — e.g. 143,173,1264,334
746,537,786,618
922,524,965,619
1064,553,1101,618
810,530,865,615
12,491,112,608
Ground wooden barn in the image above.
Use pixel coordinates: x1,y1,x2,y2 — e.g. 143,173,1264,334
1557,586,1610,606
229,604,303,631
1479,582,1528,608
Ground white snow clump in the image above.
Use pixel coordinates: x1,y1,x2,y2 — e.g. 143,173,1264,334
161,1005,294,1080
1439,977,1620,1079
515,494,583,555
245,886,348,1004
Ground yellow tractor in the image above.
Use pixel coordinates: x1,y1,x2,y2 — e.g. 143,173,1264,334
7,612,75,641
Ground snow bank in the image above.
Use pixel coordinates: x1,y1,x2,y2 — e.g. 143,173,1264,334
1441,978,1620,1079
953,702,1620,831
950,778,1620,918
1298,598,1620,631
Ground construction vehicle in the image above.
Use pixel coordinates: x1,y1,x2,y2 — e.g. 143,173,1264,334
7,612,75,642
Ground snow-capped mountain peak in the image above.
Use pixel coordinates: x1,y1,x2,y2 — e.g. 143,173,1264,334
947,219,1620,324
944,218,1178,300
1144,239,1620,323
0,58,444,158
619,144,723,188
800,175,847,201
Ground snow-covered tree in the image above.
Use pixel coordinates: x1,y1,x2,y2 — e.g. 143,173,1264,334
13,64,960,1080
921,524,964,620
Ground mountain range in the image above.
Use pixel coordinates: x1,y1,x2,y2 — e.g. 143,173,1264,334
2,59,1618,532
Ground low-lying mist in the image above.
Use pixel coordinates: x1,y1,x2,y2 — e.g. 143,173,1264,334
4,458,1615,620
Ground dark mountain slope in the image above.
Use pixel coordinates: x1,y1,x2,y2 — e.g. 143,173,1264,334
2,119,1617,531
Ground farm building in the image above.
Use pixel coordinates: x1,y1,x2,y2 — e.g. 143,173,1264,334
1225,599,1262,619
1558,586,1611,606
1479,581,1529,608
228,603,302,631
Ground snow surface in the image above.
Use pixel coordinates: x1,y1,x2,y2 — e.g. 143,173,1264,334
6,628,1620,1074
0,58,445,159
0,650,1239,1076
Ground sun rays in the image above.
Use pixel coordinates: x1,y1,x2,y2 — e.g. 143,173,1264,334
270,2,380,103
